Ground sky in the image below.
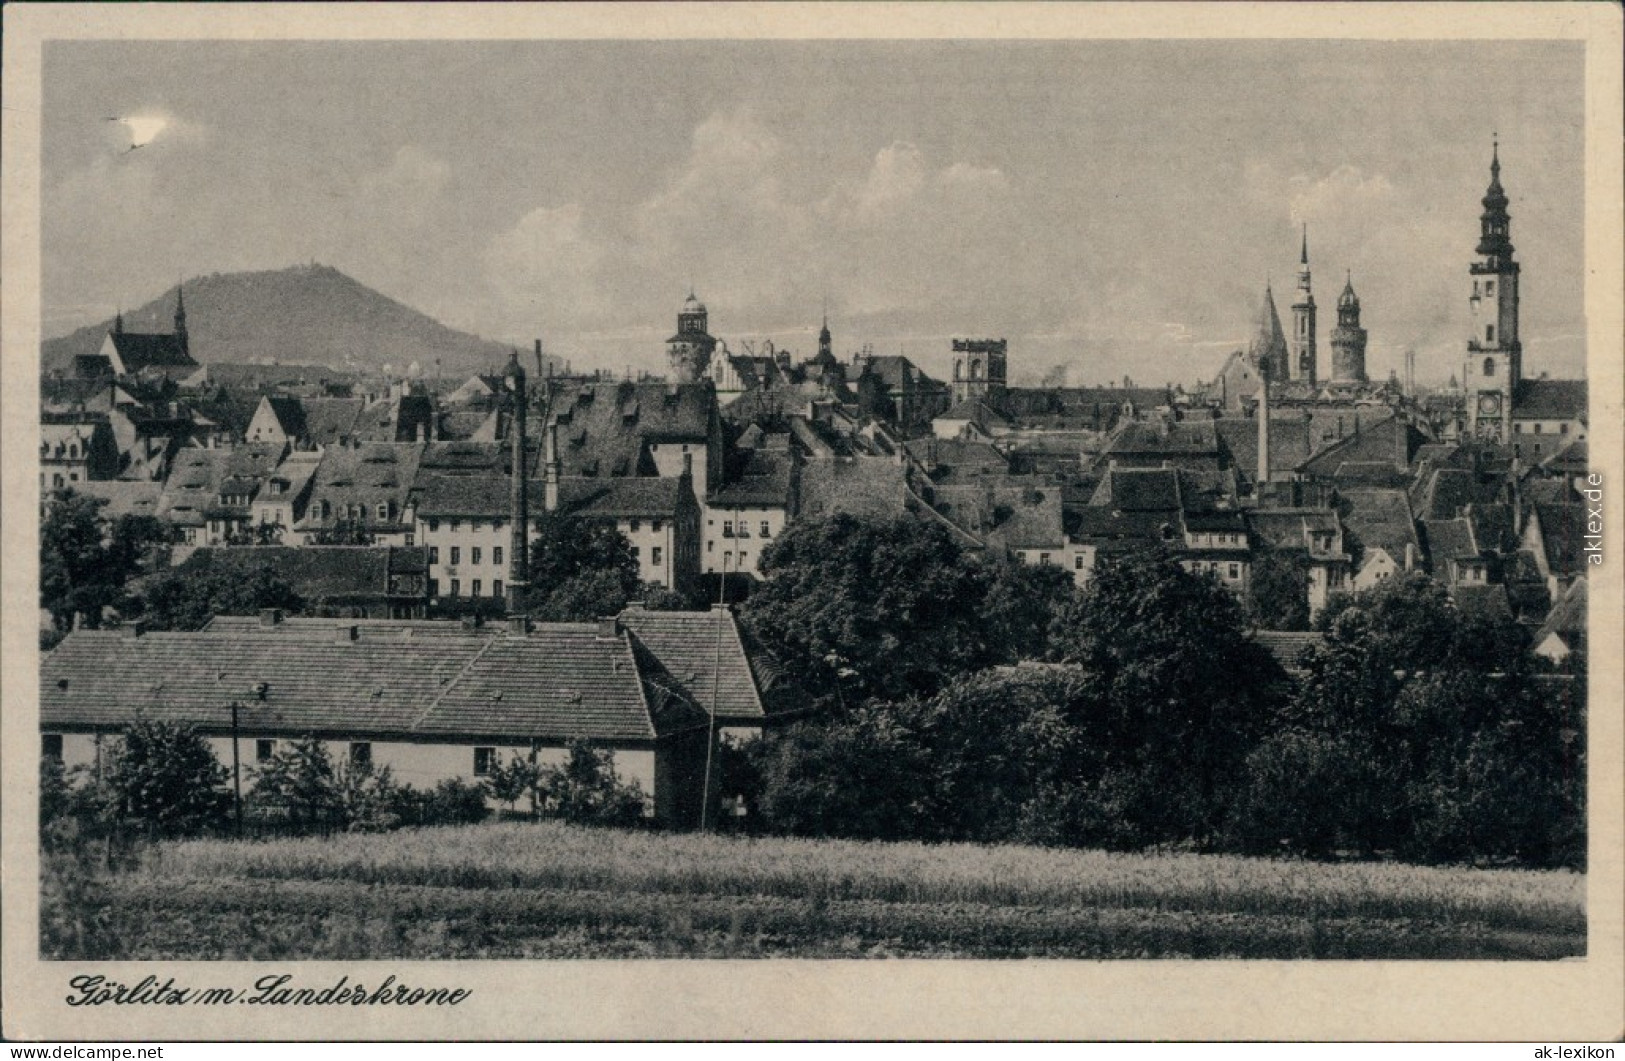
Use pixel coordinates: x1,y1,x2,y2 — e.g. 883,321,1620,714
42,39,1586,386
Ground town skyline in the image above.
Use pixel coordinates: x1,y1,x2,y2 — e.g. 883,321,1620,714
45,39,1585,388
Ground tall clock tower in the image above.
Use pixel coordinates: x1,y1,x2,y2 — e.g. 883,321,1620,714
1464,140,1521,442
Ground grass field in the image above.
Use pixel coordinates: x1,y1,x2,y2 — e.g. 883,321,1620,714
51,822,1586,959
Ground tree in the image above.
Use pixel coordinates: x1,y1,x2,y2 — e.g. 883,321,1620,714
483,753,541,817
249,736,342,829
751,706,931,841
334,759,402,832
1248,542,1312,631
136,562,303,631
1238,572,1583,866
539,740,646,826
519,512,642,621
41,490,136,631
743,514,991,703
1047,551,1282,847
106,717,232,837
979,560,1079,664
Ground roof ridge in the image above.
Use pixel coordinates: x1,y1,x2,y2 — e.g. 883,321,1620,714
411,633,501,731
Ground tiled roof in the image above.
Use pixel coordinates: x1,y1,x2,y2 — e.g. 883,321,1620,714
936,397,1009,425
413,472,527,519
1421,518,1478,564
1107,420,1219,457
1296,415,1417,478
545,379,713,445
263,396,307,439
1512,379,1587,420
1067,506,1175,543
1452,583,1513,622
711,451,793,507
300,398,365,447
566,477,688,519
67,480,163,520
1332,462,1411,487
110,332,195,372
40,621,708,744
1540,440,1588,474
1534,577,1586,642
931,480,1065,550
1246,509,1342,555
1337,487,1419,561
1214,417,1313,480
1249,631,1324,675
1411,467,1501,520
797,457,910,520
300,443,424,530
619,606,766,722
1093,467,1181,512
1533,503,1588,575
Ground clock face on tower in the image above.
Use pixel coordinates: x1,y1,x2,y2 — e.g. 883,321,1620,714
1478,393,1503,416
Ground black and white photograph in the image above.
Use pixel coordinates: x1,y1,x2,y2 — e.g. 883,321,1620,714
3,2,1621,1043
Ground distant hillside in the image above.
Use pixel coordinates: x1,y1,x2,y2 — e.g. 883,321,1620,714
42,265,553,379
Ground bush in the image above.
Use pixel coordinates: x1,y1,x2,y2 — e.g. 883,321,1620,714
540,741,647,827
106,717,232,838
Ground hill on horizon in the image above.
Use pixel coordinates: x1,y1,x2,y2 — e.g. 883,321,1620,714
42,264,555,379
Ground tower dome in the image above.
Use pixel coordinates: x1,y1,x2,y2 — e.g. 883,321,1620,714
683,292,706,315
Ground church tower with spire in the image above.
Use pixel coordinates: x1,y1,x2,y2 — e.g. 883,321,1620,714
173,283,189,359
1248,283,1290,385
1465,139,1521,441
1289,226,1317,385
1330,273,1368,383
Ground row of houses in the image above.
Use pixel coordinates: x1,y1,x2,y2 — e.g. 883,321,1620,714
41,605,778,826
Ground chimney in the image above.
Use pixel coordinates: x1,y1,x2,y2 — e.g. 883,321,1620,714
335,624,359,642
258,608,284,628
545,421,561,513
507,615,529,636
1404,541,1416,570
121,619,146,639
506,350,530,613
1394,416,1409,471
596,617,621,640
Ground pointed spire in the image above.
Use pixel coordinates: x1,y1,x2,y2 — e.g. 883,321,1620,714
1300,223,1308,266
1249,284,1289,379
113,308,124,335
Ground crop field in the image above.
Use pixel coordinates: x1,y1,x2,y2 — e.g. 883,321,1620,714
50,822,1586,959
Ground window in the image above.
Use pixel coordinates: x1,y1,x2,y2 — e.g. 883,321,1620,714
473,747,497,776
377,503,389,520
1229,563,1241,579
723,520,734,538
1561,423,1570,435
1075,555,1087,570
1486,281,1495,296
470,520,482,533
450,579,460,597
1486,325,1495,343
256,739,276,763
652,520,663,533
429,546,440,564
1484,358,1495,377
1533,423,1542,435
472,579,482,597
630,519,641,532
428,578,439,597
405,534,414,547
349,743,372,767
472,547,483,565
1039,552,1051,565
42,734,63,760
493,579,503,599
651,546,663,566
707,540,714,553
760,521,771,538
450,547,461,565
428,519,439,532
1473,281,1480,298
630,546,640,559
450,520,462,532
739,551,748,566
493,546,503,566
